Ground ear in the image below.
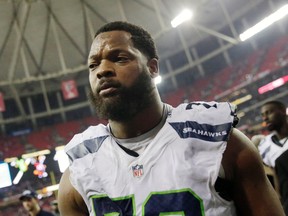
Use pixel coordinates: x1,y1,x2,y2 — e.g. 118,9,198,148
147,58,159,78
280,110,287,116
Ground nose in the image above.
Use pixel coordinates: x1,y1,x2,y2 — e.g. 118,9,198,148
96,60,115,79
262,114,268,122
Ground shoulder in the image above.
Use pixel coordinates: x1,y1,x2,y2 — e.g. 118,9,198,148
170,101,237,126
173,101,235,111
65,124,110,162
171,101,237,123
65,124,109,151
258,133,274,148
262,133,274,143
167,101,238,143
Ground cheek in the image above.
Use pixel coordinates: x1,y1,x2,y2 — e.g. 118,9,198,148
118,65,143,87
270,114,280,122
89,72,97,91
23,203,29,207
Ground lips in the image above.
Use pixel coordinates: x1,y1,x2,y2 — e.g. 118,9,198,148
97,81,120,96
264,122,274,131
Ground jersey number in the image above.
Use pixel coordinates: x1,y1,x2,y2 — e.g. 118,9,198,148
91,188,204,216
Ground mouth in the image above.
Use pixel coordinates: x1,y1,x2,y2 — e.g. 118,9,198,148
97,81,120,97
265,122,273,130
99,87,118,96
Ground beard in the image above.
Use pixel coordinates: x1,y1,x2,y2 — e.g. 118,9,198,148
267,121,283,132
266,114,285,132
266,121,277,131
89,70,155,122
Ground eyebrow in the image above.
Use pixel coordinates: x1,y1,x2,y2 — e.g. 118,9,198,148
88,54,99,61
88,49,131,62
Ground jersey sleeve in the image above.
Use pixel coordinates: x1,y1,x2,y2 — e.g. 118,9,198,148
64,124,110,163
168,101,238,142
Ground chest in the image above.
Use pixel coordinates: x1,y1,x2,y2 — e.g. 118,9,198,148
72,128,225,200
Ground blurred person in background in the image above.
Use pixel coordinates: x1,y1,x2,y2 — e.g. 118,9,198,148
19,190,55,216
257,101,288,214
50,200,60,216
251,134,265,148
58,21,284,216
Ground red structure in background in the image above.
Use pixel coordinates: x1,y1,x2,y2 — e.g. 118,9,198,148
0,92,5,112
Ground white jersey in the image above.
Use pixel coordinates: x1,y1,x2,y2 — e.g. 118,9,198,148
65,102,237,216
258,133,288,167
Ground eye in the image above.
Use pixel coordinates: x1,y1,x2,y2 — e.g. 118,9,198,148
88,63,99,70
116,56,129,63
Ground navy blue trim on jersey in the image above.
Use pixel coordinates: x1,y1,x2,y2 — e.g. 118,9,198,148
83,136,108,153
67,135,109,162
169,121,232,142
185,102,218,110
261,145,271,160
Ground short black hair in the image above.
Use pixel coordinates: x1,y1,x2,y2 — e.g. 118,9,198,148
262,101,286,111
94,21,158,60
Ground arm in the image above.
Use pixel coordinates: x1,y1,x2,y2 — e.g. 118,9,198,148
222,128,284,216
58,168,89,216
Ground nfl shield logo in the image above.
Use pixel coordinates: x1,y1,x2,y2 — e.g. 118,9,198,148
132,164,144,177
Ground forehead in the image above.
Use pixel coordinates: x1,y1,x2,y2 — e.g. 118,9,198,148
90,31,133,54
261,104,277,112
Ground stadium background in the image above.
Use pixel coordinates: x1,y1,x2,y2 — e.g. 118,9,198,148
0,0,287,215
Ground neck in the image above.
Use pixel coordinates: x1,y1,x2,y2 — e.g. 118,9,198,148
109,95,163,139
275,122,288,140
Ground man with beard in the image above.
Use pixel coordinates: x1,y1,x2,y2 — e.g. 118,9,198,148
19,190,55,216
58,21,284,216
257,101,288,214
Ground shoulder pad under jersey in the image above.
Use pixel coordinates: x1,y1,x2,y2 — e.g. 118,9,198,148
64,124,109,163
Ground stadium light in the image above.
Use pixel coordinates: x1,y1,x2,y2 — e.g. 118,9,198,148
154,75,162,85
12,158,31,185
13,171,23,185
22,149,50,159
54,147,69,173
239,4,288,41
4,157,18,163
237,111,245,118
231,94,252,106
43,184,59,193
258,75,288,94
171,9,193,28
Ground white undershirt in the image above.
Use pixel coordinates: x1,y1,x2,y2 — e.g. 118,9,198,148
111,103,170,155
109,103,226,178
